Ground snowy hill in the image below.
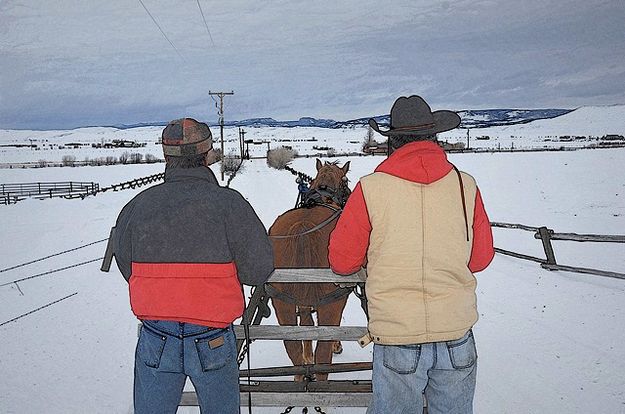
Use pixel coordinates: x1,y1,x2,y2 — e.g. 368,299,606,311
24,108,573,132
477,104,625,137
1,105,624,164
340,108,572,129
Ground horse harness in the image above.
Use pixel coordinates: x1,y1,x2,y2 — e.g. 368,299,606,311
267,178,353,310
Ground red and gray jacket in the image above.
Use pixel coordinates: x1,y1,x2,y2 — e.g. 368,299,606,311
109,166,274,328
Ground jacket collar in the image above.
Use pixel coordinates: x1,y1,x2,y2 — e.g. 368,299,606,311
375,141,453,184
164,165,219,185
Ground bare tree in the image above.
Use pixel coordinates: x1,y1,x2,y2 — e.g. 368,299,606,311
362,125,377,152
130,153,143,164
119,152,130,164
62,155,76,167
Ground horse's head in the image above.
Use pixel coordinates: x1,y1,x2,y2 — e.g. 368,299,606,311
307,159,351,207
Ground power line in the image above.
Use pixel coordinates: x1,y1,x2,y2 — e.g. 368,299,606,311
137,0,186,61
196,0,215,46
209,90,235,181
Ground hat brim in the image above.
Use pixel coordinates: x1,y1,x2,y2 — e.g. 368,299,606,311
369,110,461,137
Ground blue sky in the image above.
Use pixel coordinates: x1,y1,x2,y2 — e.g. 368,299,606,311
1,0,624,129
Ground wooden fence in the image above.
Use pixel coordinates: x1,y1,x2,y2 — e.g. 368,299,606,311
180,269,374,409
491,222,625,280
1,172,165,204
0,181,99,204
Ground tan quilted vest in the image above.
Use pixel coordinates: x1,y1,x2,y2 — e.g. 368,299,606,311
360,169,478,345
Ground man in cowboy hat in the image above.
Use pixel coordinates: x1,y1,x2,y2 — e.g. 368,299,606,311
103,118,274,413
329,96,494,413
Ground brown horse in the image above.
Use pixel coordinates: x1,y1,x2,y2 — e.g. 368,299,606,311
268,159,352,381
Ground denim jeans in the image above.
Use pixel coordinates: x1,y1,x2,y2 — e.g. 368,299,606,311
134,320,239,414
367,329,477,414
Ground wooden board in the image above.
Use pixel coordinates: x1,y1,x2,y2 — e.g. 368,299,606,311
267,268,365,283
234,325,368,341
180,391,372,407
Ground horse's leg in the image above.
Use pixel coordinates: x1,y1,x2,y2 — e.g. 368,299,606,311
314,296,349,381
271,298,306,381
298,306,315,368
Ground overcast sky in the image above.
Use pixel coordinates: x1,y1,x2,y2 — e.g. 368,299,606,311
1,0,624,129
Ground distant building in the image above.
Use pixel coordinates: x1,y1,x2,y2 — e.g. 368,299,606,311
602,134,625,141
363,142,389,155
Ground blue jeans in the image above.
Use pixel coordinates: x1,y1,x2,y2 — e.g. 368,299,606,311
134,320,239,414
368,329,477,414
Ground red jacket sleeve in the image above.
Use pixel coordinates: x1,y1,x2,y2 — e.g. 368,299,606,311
328,182,372,275
468,188,495,272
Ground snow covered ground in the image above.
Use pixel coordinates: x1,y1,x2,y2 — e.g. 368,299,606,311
1,121,625,413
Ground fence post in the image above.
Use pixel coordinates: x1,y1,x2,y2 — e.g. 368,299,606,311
537,227,557,266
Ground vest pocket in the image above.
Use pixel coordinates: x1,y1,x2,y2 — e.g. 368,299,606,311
194,330,233,372
382,344,421,374
138,326,166,368
446,330,477,369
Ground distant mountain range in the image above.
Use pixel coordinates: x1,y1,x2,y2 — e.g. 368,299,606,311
114,109,573,130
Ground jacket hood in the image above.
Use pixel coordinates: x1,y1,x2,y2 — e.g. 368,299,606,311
374,141,452,184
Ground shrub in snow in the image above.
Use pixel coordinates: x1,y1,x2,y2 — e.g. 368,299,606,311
267,146,298,169
221,152,241,175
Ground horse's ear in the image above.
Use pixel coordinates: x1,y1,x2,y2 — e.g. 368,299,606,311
316,158,323,171
342,161,350,175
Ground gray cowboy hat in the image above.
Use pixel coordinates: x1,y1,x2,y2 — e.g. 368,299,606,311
368,95,461,136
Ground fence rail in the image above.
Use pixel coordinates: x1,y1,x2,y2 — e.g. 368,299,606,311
491,222,625,279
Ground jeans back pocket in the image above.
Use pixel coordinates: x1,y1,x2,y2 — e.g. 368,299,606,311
138,326,166,368
194,330,233,372
382,344,421,374
446,330,477,369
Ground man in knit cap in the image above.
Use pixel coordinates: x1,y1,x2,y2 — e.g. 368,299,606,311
103,118,273,413
329,96,494,414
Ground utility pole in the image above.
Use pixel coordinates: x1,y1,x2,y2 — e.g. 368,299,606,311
209,90,234,180
239,128,247,159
